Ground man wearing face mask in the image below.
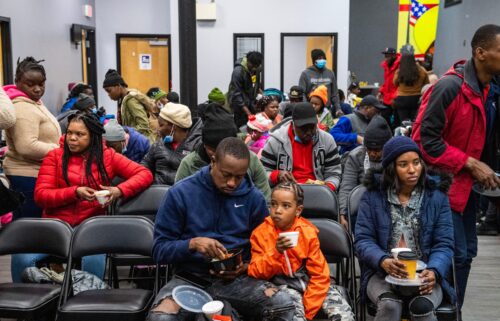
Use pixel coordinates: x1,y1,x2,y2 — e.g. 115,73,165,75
146,87,169,112
227,51,263,129
141,103,203,185
260,102,342,191
299,49,341,115
103,119,151,163
337,115,393,231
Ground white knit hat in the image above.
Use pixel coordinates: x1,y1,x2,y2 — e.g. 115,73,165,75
159,103,192,129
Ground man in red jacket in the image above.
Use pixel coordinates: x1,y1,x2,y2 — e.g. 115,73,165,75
412,24,500,309
378,47,401,128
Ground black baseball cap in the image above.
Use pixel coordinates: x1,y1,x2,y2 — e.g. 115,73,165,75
292,102,317,127
359,95,387,110
382,47,397,54
289,86,304,99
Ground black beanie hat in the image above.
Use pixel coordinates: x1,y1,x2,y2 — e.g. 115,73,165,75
311,49,326,62
166,91,180,103
382,136,421,168
364,115,393,150
102,69,127,88
73,93,96,111
202,104,238,148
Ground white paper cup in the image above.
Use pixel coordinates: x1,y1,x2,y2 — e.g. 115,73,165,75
391,247,411,259
279,231,299,247
94,190,111,205
202,300,224,319
374,82,380,87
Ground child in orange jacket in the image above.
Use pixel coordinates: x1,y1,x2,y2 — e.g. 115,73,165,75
248,182,354,321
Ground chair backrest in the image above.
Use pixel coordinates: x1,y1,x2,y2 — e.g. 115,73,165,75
70,216,154,258
0,218,72,257
300,184,339,220
308,218,353,261
114,185,170,221
347,184,367,230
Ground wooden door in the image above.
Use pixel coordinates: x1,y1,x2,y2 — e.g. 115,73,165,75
306,36,334,71
118,37,170,94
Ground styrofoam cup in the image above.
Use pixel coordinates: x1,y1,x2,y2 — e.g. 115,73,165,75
279,231,299,247
391,247,411,259
202,300,224,319
94,190,111,205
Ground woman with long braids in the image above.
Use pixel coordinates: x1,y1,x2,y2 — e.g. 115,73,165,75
8,112,153,283
392,45,429,127
3,57,61,221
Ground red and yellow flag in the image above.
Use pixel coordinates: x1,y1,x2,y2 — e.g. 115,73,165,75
398,0,440,59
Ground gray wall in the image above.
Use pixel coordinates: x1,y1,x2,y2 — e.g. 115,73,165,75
433,0,500,76
95,0,170,116
348,0,398,87
0,0,96,113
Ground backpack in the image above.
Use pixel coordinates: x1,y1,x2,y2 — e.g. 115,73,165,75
125,89,159,131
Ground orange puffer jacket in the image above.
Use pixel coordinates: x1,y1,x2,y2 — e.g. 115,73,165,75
34,139,153,226
248,216,330,320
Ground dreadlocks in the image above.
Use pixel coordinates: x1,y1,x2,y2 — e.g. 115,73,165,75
15,57,46,82
272,181,304,206
62,112,110,189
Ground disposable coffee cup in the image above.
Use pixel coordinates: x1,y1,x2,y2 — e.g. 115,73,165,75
202,300,224,320
391,247,411,259
94,190,111,205
374,82,380,87
398,251,418,280
279,231,299,247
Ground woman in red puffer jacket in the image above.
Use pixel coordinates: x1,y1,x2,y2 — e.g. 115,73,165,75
35,112,153,226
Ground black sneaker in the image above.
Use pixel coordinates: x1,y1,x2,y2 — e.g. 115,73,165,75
476,222,498,236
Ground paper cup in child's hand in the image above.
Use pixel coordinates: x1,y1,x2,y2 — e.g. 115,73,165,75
94,190,111,205
202,300,224,319
279,231,299,247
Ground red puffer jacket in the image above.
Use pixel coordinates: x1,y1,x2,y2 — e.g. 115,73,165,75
35,141,153,226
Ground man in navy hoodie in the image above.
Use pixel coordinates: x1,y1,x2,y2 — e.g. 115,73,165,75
147,137,294,321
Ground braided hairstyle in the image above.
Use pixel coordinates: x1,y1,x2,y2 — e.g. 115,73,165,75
15,57,46,82
272,181,304,206
255,95,279,113
62,112,110,189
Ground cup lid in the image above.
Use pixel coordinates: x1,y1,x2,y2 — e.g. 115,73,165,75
172,285,213,313
202,300,224,313
398,251,418,260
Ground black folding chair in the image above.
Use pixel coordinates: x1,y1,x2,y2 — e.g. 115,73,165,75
347,184,367,233
308,218,357,319
300,184,339,221
57,216,158,321
109,185,170,288
0,218,72,320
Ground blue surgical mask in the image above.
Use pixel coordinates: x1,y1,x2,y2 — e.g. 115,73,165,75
121,142,127,154
91,107,98,113
315,59,327,69
294,135,303,143
163,126,175,144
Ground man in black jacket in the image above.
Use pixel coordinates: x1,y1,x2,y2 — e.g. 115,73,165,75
227,51,263,129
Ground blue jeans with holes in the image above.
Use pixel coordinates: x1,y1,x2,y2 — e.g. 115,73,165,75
11,253,106,283
452,194,478,308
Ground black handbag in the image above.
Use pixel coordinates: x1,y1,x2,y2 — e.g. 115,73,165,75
0,178,25,215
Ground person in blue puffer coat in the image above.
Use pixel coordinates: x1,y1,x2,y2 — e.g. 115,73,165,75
355,136,455,321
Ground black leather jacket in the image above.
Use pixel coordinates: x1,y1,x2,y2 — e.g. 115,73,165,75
141,118,203,185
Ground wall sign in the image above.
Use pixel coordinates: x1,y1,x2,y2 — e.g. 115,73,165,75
139,54,152,70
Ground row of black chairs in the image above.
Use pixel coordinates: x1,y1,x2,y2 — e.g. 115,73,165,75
0,216,158,321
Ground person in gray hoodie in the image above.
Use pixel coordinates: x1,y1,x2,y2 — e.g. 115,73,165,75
260,102,341,191
338,115,393,231
299,49,340,114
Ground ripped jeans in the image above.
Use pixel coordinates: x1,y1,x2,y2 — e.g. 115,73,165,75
147,275,295,321
367,273,442,321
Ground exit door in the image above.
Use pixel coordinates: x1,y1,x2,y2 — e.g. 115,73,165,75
117,34,171,95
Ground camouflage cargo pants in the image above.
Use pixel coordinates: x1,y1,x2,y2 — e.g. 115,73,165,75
283,284,355,321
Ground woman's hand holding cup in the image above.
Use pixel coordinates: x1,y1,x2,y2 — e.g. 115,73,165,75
418,269,436,295
76,186,97,201
381,258,409,279
98,185,122,207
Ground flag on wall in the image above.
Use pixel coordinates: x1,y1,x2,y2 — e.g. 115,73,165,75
398,0,440,59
